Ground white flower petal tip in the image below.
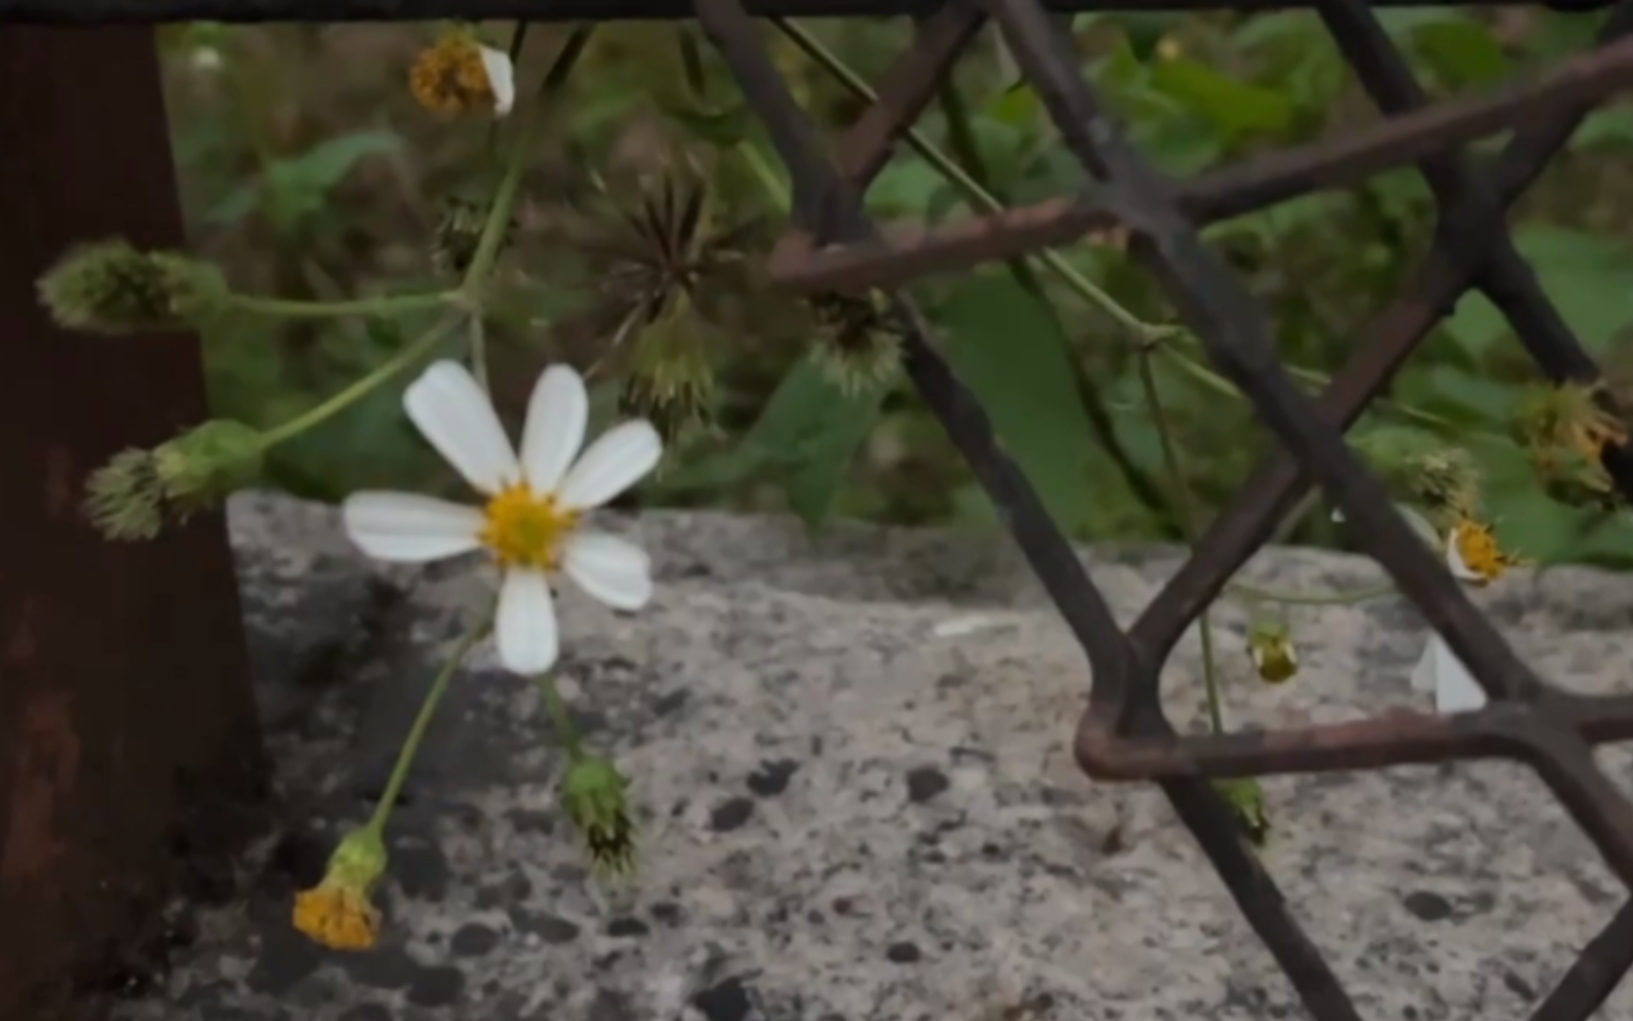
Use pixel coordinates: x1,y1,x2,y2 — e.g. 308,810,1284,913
496,569,560,675
479,45,516,116
557,420,664,510
1416,633,1487,714
404,360,520,495
520,364,590,493
1444,533,1483,584
563,533,653,611
341,492,483,562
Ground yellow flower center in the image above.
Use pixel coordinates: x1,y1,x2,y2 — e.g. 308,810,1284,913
1450,519,1514,587
409,35,496,115
479,483,578,570
292,882,380,952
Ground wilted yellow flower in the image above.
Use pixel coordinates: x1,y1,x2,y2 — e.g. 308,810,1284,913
292,826,387,952
1246,621,1298,684
409,31,515,118
1443,517,1520,588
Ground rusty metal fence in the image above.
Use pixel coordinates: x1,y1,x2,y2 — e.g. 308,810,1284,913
6,1,1633,1019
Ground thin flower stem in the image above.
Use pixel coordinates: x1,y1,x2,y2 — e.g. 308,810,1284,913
462,24,595,293
225,291,453,321
367,605,496,833
737,139,792,211
259,314,461,447
537,673,586,761
1138,350,1225,734
469,314,489,394
1229,580,1398,607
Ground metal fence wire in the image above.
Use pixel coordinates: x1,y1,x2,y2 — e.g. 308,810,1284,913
8,1,1633,1018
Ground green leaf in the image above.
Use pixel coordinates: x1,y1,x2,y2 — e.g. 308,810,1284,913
1411,18,1511,86
207,130,401,229
742,358,886,530
1571,104,1633,151
1515,225,1633,351
933,275,1102,535
652,95,755,147
1147,58,1296,141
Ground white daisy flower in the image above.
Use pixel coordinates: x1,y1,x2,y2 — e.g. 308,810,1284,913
342,360,661,676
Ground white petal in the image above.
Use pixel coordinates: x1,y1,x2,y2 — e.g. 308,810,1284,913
1410,636,1436,694
563,532,652,610
556,420,663,510
404,360,520,495
1444,530,1482,583
519,365,588,493
342,491,483,562
496,569,559,675
1430,633,1486,713
479,45,515,116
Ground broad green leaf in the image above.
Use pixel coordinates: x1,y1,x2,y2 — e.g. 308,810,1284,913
1411,19,1511,86
652,95,755,147
1443,292,1507,359
1571,105,1633,151
208,130,401,229
743,358,886,530
1147,58,1295,141
1515,225,1633,351
933,276,1101,534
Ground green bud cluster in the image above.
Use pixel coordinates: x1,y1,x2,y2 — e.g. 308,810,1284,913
38,239,227,335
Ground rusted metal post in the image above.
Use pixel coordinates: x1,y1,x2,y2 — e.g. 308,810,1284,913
0,27,266,1021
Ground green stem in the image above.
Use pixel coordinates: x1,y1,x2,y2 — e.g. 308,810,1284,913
1137,350,1225,734
1228,580,1397,607
462,24,595,293
537,673,586,761
367,606,495,832
259,314,460,447
737,139,792,211
225,290,452,321
468,314,489,394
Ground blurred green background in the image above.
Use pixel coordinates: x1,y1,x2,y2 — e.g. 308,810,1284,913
156,8,1633,566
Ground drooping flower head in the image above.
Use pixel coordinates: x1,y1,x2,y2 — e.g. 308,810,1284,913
343,360,661,675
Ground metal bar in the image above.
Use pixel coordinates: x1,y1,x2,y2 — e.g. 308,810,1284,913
768,31,1633,291
0,26,266,1021
1316,0,1633,509
769,0,984,274
691,2,1366,1018
0,0,1612,24
1127,0,1633,674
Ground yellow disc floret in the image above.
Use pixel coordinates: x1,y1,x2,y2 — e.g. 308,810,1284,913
479,483,578,570
409,33,498,115
1448,518,1518,587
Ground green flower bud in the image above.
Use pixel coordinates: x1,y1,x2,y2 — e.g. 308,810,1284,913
1245,618,1298,684
38,239,227,335
85,419,265,541
1213,777,1269,847
618,296,716,447
561,755,637,877
808,290,902,395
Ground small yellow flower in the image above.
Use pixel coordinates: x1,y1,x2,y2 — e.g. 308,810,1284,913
1246,621,1298,684
409,31,515,118
1444,517,1520,588
292,826,387,952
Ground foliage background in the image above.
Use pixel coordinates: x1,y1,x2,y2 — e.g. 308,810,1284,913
156,8,1633,567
